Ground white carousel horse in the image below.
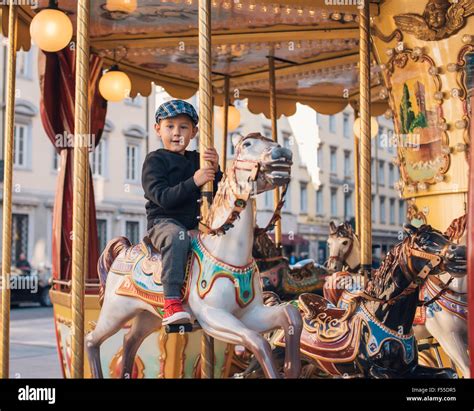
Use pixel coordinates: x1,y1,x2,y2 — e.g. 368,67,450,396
323,221,364,305
413,215,469,378
86,132,302,379
324,217,470,378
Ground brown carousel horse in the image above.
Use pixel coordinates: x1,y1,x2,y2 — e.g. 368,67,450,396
252,228,328,299
243,224,466,378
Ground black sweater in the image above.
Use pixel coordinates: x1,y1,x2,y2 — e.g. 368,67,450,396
142,148,223,230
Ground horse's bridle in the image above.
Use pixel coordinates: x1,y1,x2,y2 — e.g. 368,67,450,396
355,235,446,306
199,134,289,237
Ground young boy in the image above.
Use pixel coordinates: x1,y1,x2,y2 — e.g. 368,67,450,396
142,99,223,325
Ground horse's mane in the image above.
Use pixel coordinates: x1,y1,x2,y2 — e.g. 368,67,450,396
444,214,467,242
367,239,407,298
204,172,232,228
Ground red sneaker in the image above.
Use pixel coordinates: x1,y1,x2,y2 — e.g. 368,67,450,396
162,298,191,325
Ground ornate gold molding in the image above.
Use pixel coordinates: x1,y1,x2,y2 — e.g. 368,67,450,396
394,0,474,42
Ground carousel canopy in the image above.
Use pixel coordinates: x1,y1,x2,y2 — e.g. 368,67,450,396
0,0,388,118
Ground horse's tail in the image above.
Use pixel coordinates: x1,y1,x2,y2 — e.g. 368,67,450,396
98,236,131,306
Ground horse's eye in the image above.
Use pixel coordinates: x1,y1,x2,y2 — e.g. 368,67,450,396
342,240,349,246
243,141,251,148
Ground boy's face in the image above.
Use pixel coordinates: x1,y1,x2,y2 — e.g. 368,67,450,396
155,114,198,155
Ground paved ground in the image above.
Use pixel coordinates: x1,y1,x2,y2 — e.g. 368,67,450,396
9,305,62,378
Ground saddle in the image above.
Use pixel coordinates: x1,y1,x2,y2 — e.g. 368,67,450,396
275,293,363,368
113,231,198,308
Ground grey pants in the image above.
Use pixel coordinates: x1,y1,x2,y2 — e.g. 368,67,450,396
147,217,191,298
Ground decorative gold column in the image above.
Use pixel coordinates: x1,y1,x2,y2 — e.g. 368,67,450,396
71,0,90,379
220,75,230,172
0,2,18,379
198,0,214,379
268,55,282,251
353,108,361,240
359,0,372,277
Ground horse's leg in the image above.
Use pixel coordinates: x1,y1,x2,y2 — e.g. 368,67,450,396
195,307,281,379
121,311,161,379
86,295,143,379
427,314,470,377
240,303,303,378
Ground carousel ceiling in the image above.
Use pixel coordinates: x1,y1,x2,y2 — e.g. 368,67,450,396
1,0,388,117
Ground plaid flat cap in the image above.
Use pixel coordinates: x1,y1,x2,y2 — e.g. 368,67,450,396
155,99,199,126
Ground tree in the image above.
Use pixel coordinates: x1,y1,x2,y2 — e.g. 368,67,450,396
409,111,427,132
399,83,415,134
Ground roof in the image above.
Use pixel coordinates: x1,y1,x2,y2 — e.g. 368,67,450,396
0,0,387,118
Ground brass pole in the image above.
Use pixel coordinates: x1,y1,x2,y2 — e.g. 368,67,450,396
71,0,90,378
353,109,361,239
0,2,18,379
198,0,214,379
220,76,230,172
359,1,372,278
268,55,282,252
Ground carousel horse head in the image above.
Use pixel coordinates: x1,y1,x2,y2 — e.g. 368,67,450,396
327,221,360,273
231,132,292,193
403,224,467,278
204,132,293,233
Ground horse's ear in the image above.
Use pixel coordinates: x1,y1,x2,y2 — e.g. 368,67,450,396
231,133,243,148
329,221,337,234
403,224,417,236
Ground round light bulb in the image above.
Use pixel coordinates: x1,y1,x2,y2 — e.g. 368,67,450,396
216,104,241,132
99,69,132,102
30,8,73,52
353,116,379,139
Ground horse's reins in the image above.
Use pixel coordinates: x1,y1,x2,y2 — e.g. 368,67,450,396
199,134,289,237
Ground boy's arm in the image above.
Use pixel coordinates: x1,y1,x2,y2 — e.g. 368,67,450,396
142,154,200,209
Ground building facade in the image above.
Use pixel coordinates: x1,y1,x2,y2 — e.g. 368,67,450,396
0,42,404,271
0,42,156,270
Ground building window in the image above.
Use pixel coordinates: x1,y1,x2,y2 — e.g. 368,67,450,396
126,143,139,182
262,126,272,139
387,129,394,153
91,138,107,177
16,50,32,79
380,196,386,223
283,184,291,211
344,191,353,220
343,114,350,138
378,160,385,186
14,124,29,168
399,200,406,224
97,219,108,254
316,187,324,215
317,144,323,169
344,150,351,177
300,182,308,213
264,190,274,209
372,195,376,222
282,131,292,149
390,198,396,225
126,221,140,245
388,164,395,188
330,146,337,174
371,158,375,184
330,188,338,217
12,213,29,264
329,115,336,134
53,149,61,171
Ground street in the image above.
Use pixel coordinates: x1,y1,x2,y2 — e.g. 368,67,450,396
10,305,62,378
